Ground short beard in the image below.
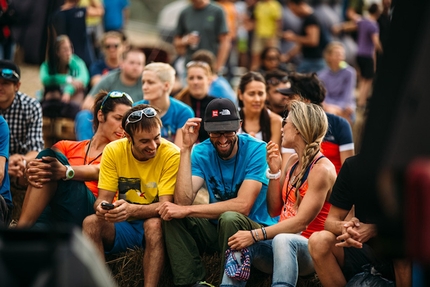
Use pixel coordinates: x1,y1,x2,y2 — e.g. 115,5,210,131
214,136,237,159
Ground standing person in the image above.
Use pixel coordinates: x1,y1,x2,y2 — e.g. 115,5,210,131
83,104,180,287
0,116,12,227
158,98,278,287
89,31,126,87
250,0,282,71
76,48,146,140
17,91,133,229
308,154,411,286
221,100,336,287
40,34,89,107
0,0,18,60
135,62,194,148
237,71,282,147
0,60,44,219
282,0,329,73
277,72,354,173
318,41,356,125
175,60,216,143
174,0,230,74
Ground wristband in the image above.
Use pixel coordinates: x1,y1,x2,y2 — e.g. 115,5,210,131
250,230,257,243
266,168,281,180
261,226,267,240
253,229,260,242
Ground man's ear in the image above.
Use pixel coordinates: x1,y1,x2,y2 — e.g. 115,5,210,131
15,82,21,92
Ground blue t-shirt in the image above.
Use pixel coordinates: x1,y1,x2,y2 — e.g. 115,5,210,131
134,97,195,143
191,134,278,226
89,60,116,77
0,117,11,206
103,0,130,31
209,77,238,105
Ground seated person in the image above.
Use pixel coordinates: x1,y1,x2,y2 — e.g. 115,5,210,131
175,60,216,143
40,34,89,107
221,101,336,286
83,104,180,287
264,69,290,117
257,46,289,77
191,49,238,105
135,62,194,148
318,42,356,125
90,31,127,87
75,48,146,140
158,98,278,286
308,154,412,286
0,116,12,227
17,91,133,228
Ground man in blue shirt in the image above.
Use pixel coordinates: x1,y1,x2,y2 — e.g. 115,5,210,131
158,98,277,287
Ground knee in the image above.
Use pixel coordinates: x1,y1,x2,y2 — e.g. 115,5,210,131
218,211,243,229
82,214,101,235
145,218,163,242
308,230,335,259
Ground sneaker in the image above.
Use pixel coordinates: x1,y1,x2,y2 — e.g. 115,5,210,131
191,281,215,287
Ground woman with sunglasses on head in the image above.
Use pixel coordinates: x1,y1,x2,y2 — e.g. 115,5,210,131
222,101,336,287
40,34,89,107
237,71,283,147
175,60,216,143
17,90,133,229
134,62,194,148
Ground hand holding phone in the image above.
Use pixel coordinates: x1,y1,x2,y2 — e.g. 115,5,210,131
101,202,115,210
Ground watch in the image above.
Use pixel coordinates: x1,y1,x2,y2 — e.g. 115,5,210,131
266,168,281,180
63,165,75,181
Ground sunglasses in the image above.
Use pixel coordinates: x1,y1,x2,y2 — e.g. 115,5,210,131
105,44,120,49
100,91,133,111
267,76,289,86
125,107,158,128
1,69,19,81
186,61,210,69
209,131,236,138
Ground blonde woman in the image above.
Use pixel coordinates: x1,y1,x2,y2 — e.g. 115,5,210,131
222,101,336,286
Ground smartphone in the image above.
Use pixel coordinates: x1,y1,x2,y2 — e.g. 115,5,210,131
101,202,115,210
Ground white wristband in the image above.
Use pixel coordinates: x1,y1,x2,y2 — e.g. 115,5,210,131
266,168,281,180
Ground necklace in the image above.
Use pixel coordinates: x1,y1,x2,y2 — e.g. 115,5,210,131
215,139,239,195
84,138,103,165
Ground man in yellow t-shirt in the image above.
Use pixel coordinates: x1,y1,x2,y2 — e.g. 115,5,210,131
83,104,180,287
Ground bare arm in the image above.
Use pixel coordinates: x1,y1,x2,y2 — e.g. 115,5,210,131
0,156,5,183
340,149,354,167
372,33,383,53
87,0,104,17
286,25,320,47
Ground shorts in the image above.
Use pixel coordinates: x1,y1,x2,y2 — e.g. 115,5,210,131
106,219,145,255
342,243,395,281
356,56,375,79
252,35,279,54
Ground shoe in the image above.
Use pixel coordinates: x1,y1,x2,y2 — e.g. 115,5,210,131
191,281,215,287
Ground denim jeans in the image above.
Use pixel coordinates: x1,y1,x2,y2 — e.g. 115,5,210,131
220,233,315,287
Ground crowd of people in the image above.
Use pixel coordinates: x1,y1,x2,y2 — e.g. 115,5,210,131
0,0,416,286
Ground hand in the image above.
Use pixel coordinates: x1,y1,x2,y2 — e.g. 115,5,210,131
8,154,26,177
157,201,190,221
71,79,84,90
97,200,130,223
228,230,255,250
187,32,200,47
62,93,71,103
181,118,202,149
336,217,362,248
26,158,54,188
283,30,296,41
266,141,282,173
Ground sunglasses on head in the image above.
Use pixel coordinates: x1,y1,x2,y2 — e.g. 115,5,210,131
105,44,120,49
125,107,158,128
209,131,236,138
267,76,289,86
1,69,19,81
100,91,133,111
186,61,210,69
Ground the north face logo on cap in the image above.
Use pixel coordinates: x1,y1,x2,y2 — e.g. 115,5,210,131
220,109,231,116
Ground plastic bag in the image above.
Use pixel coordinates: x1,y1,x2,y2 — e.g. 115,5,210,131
346,264,394,287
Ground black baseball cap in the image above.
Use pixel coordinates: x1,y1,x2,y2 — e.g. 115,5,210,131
204,98,240,132
0,60,20,82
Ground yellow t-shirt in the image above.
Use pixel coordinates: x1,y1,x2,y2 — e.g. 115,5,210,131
79,0,103,27
254,0,282,37
98,138,180,204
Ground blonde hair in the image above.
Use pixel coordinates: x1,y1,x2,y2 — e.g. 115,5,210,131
289,101,328,207
144,62,176,94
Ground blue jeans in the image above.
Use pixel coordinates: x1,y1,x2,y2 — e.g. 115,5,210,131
220,233,315,287
296,58,326,73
